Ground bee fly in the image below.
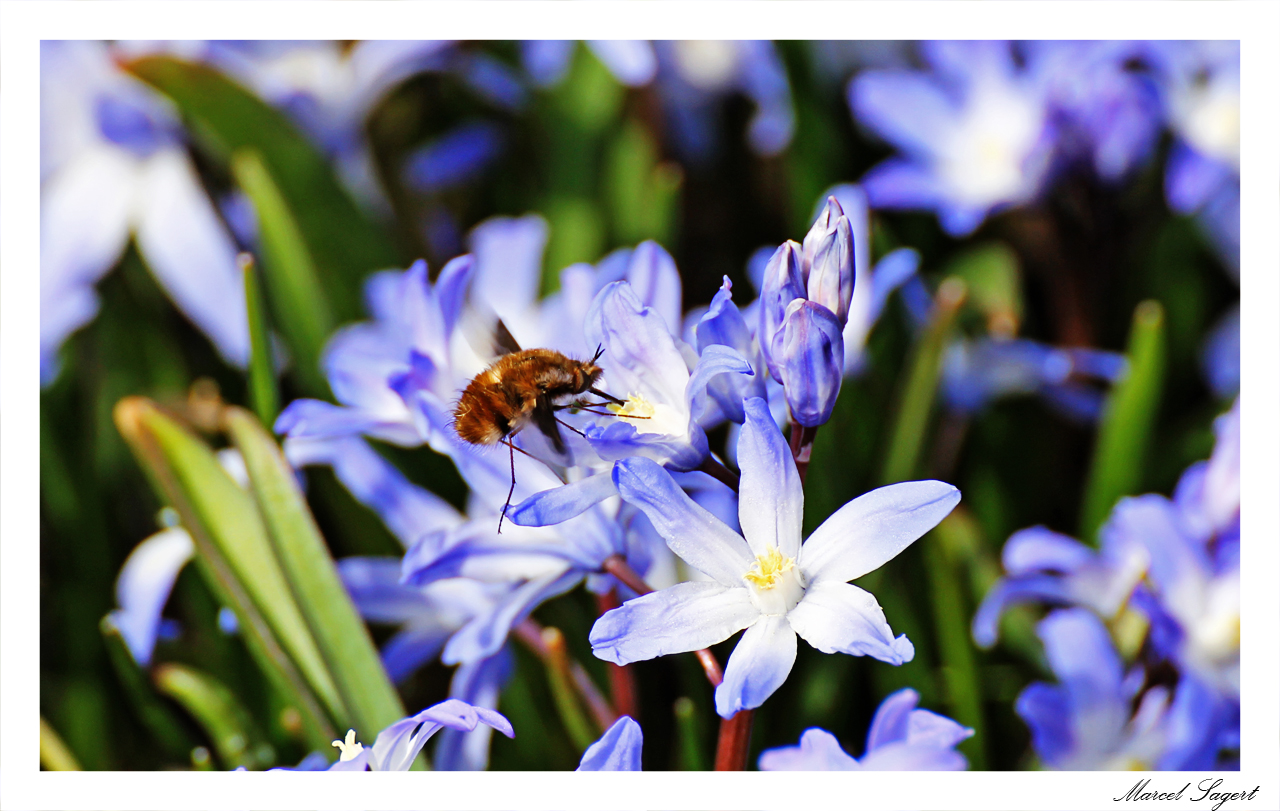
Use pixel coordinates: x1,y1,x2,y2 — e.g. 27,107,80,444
452,321,644,533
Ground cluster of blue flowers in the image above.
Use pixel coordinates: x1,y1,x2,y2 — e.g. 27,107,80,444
57,39,1240,772
975,400,1240,770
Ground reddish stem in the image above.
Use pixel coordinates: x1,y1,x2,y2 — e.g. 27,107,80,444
601,555,725,690
513,618,617,732
788,423,818,486
596,590,638,719
713,709,755,770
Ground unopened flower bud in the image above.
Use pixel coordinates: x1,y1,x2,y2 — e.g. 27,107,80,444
801,196,846,272
806,213,854,327
758,240,806,381
775,299,845,427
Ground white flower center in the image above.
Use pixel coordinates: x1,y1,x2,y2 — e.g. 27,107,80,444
938,82,1044,208
742,547,806,615
332,729,363,761
609,393,686,437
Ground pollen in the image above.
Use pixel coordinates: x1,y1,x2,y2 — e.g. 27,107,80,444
609,393,656,419
332,729,364,761
743,547,796,590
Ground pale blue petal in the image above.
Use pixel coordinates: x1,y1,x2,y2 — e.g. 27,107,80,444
863,687,920,749
521,40,574,87
867,248,920,327
337,556,433,623
40,144,133,294
801,480,960,585
859,158,948,211
134,149,250,367
775,300,845,427
758,728,858,771
586,281,689,409
508,472,617,528
904,708,974,751
577,716,643,771
685,344,754,428
1015,682,1074,767
380,624,451,684
624,240,683,337
468,214,548,322
442,569,581,664
371,699,513,772
589,581,757,665
1002,526,1092,575
109,528,195,666
786,580,914,665
971,575,1075,648
714,614,797,717
275,400,414,445
849,70,956,159
435,649,513,771
737,397,803,559
613,457,753,586
855,740,968,770
586,41,657,87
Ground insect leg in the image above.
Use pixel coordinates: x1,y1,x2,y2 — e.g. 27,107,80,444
587,386,626,406
554,416,587,438
498,438,517,535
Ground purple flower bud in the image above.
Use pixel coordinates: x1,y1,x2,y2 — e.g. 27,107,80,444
801,195,846,270
757,240,806,381
775,300,845,426
806,213,854,327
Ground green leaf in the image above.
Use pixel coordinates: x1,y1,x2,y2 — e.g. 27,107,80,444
880,278,968,485
241,254,279,426
232,150,333,395
100,616,195,760
1079,300,1166,542
944,242,1023,337
223,407,406,746
154,663,275,769
125,55,401,316
114,397,341,752
605,118,683,246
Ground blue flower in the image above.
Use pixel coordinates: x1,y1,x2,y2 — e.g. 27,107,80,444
591,397,959,717
1017,608,1173,770
576,716,643,771
849,41,1055,236
40,41,250,384
319,699,513,771
1147,41,1240,273
583,280,753,470
941,337,1127,422
758,688,972,770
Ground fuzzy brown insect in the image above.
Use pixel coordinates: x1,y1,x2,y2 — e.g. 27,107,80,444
453,342,630,533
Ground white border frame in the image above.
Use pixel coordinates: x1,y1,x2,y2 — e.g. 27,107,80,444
3,3,1278,810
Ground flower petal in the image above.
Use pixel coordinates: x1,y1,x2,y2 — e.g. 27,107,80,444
577,716,643,771
371,698,514,772
508,472,617,527
855,740,968,771
435,649,514,771
801,480,960,585
442,569,581,664
613,457,753,586
863,687,920,749
134,149,250,367
737,397,803,559
758,728,859,771
590,581,757,666
714,614,797,717
787,580,914,665
685,343,754,428
1001,526,1093,575
109,527,195,666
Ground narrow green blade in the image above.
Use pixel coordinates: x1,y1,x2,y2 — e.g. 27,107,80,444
232,150,333,395
880,278,968,485
224,407,406,747
241,253,279,426
114,397,343,751
154,663,275,769
1079,300,1166,542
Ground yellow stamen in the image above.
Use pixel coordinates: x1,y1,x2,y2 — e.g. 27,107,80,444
608,393,656,419
743,547,796,590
